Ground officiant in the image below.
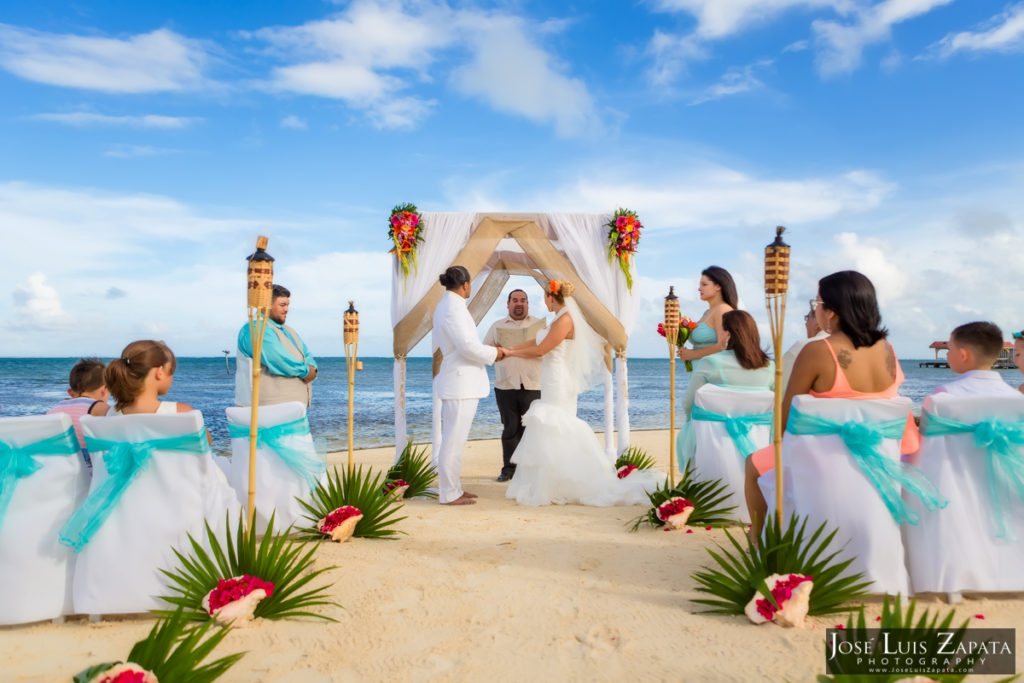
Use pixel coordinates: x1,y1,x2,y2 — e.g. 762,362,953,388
483,289,546,482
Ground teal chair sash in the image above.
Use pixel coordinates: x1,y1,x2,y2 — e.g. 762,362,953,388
923,412,1024,540
690,405,773,458
0,426,79,529
787,407,946,525
228,416,324,491
59,429,210,552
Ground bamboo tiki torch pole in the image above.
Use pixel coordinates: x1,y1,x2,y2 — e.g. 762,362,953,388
343,301,360,472
764,226,791,523
664,286,680,487
246,236,274,530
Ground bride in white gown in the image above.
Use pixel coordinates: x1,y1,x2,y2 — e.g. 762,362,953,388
503,280,666,506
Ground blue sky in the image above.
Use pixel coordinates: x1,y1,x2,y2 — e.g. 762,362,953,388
1,0,1022,359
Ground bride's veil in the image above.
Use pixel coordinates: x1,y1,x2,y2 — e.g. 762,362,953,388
564,297,607,395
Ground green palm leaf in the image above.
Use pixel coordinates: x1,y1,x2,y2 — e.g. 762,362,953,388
297,465,407,540
614,446,658,472
386,442,438,499
73,608,244,683
691,513,871,616
628,460,737,531
156,512,338,622
819,596,1019,682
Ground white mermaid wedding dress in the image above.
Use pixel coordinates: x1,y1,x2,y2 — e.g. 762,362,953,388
506,305,665,506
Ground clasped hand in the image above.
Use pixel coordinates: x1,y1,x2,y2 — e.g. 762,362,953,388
495,346,514,361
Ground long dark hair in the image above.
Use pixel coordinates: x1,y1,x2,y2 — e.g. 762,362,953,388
104,340,176,411
818,270,888,349
722,311,770,370
439,265,471,291
702,266,738,309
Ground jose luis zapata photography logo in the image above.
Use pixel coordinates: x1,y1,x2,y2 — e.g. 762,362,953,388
825,627,1016,676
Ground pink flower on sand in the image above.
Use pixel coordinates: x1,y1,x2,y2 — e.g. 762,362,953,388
616,464,638,479
745,574,814,628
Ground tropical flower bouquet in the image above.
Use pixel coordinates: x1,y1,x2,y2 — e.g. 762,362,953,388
744,573,814,627
298,465,406,541
387,441,438,499
657,496,695,530
317,505,363,543
616,464,638,479
606,208,643,291
629,460,736,531
157,512,337,624
74,608,244,683
657,316,699,371
382,478,410,499
388,203,424,285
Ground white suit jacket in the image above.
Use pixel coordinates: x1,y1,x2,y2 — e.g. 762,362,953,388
432,290,497,400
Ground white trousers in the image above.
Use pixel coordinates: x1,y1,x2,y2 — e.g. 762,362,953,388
438,398,478,503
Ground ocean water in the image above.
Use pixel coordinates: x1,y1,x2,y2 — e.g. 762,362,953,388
2,357,1020,455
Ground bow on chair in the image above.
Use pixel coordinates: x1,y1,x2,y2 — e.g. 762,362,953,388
228,416,325,491
787,408,947,525
924,413,1024,540
59,430,209,552
0,428,79,529
690,405,773,458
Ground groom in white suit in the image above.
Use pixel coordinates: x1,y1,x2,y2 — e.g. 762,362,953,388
433,265,506,506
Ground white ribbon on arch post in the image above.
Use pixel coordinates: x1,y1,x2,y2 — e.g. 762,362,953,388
390,212,639,462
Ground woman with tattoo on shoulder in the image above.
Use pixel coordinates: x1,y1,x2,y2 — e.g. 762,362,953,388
743,270,919,540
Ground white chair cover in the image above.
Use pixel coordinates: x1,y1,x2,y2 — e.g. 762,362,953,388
761,395,914,595
224,402,325,533
0,414,88,624
905,394,1024,594
72,412,239,615
692,385,774,524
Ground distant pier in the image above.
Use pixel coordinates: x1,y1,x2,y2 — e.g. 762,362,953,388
922,340,1017,369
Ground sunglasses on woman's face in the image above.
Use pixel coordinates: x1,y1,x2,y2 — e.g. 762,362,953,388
809,299,823,311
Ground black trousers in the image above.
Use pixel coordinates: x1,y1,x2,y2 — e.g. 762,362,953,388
494,387,541,476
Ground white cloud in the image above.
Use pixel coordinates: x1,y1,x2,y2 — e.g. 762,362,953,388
0,24,209,93
279,114,308,129
33,112,201,128
247,1,600,134
812,0,955,76
649,0,851,40
690,59,773,105
450,12,601,137
928,3,1024,59
104,144,180,158
11,272,71,331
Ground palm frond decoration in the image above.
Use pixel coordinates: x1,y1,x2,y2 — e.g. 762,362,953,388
157,512,338,622
386,441,438,499
614,446,658,471
298,465,407,540
817,595,1020,682
628,459,737,531
73,607,244,683
692,513,871,616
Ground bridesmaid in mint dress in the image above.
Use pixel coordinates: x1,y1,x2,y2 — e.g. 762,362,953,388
677,266,738,366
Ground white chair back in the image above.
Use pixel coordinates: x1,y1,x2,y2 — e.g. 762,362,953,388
905,394,1024,594
234,353,253,407
0,414,88,624
692,385,774,524
71,411,239,615
770,394,914,595
224,402,324,533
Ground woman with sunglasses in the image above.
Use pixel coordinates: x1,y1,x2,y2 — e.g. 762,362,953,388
780,302,830,393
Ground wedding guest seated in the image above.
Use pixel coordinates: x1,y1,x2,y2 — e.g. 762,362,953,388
677,266,737,366
677,310,774,468
743,270,919,538
781,302,828,393
46,358,110,468
105,340,211,444
1014,330,1024,395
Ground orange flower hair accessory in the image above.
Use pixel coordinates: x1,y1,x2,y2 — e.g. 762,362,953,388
547,279,560,295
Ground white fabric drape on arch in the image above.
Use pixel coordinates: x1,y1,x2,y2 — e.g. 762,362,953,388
548,213,638,455
392,213,476,457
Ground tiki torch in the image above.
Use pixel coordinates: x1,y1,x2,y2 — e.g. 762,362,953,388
246,236,274,529
343,301,359,471
764,226,790,521
664,286,680,487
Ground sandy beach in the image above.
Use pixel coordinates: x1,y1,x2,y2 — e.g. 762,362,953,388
2,428,1022,682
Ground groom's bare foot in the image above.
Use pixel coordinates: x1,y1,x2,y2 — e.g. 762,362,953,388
463,491,478,498
441,494,476,506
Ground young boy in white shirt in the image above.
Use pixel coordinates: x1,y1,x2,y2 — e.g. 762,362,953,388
935,322,1021,397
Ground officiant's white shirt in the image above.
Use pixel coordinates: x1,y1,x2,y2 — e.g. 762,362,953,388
483,315,545,391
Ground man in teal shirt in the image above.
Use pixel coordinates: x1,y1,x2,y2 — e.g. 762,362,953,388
238,284,318,406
